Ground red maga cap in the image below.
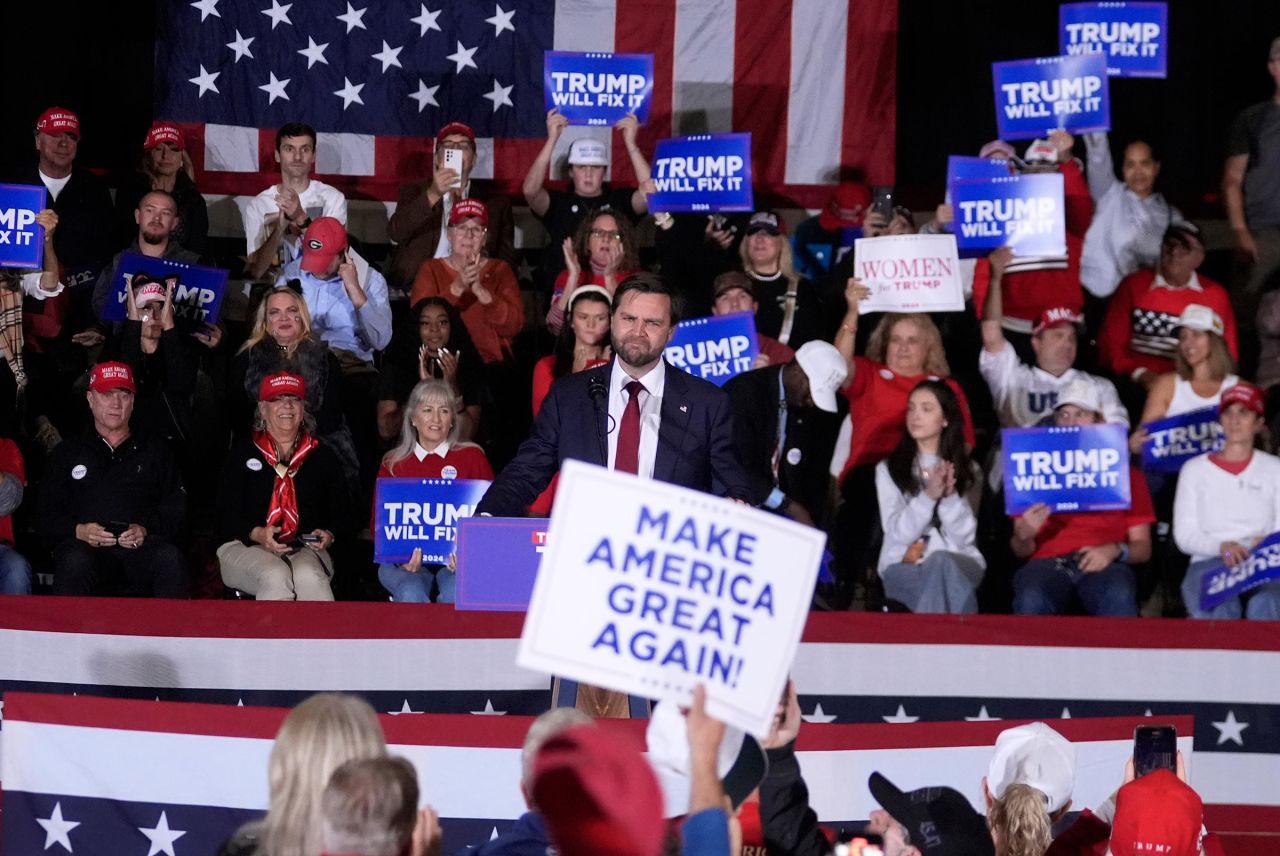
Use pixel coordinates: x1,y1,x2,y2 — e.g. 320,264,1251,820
1032,306,1084,336
89,362,135,394
144,122,185,151
259,372,307,402
449,198,488,227
37,108,80,137
436,121,476,147
1219,381,1265,417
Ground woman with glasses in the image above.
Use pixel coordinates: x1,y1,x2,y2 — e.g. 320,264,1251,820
544,211,640,334
408,199,524,366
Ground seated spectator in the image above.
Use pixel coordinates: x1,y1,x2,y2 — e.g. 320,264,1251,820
0,434,32,594
37,362,188,597
982,723,1080,856
230,286,360,489
1108,770,1205,856
545,211,639,335
875,380,985,613
113,121,209,257
533,285,612,416
375,379,493,604
1099,224,1237,401
725,341,847,527
866,772,994,856
1010,382,1153,617
1174,382,1280,620
408,199,524,366
791,181,870,281
376,297,485,443
218,692,386,856
740,211,821,348
1081,132,1183,301
387,120,518,292
468,707,593,856
320,756,437,856
216,372,348,601
711,271,795,368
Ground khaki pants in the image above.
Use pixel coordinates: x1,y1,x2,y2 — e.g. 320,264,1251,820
217,541,335,601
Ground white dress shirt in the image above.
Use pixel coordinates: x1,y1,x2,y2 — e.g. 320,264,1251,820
606,359,666,479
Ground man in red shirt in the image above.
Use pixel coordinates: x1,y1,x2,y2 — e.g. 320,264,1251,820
1010,382,1153,616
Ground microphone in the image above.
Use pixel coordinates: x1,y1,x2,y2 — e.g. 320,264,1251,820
587,375,607,404
587,375,609,464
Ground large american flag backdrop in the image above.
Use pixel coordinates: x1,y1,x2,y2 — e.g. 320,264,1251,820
153,0,897,211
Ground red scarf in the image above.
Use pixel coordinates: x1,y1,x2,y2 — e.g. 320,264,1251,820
253,430,319,541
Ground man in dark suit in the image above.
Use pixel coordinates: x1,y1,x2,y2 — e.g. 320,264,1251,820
723,341,848,526
476,272,757,515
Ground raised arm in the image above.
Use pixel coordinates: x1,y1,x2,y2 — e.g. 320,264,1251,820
522,109,568,217
981,247,1013,353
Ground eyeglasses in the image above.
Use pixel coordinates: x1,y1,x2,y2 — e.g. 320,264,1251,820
590,229,621,241
439,141,473,151
450,225,486,237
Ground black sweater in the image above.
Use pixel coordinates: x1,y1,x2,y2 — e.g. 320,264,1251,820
216,436,349,546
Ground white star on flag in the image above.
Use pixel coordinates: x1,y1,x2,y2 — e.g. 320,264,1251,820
409,80,440,112
190,0,220,21
446,41,479,73
964,706,1001,722
298,37,329,69
801,703,837,724
139,811,187,856
389,699,421,715
337,2,368,33
36,802,80,852
411,4,442,36
882,704,919,723
259,72,291,104
1212,710,1249,746
372,41,404,73
483,79,514,112
188,65,220,98
470,699,507,715
334,77,366,109
485,4,516,37
261,0,292,29
226,29,254,62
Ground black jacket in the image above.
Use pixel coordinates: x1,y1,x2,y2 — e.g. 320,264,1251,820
760,742,832,856
101,325,198,448
216,435,349,546
9,164,114,286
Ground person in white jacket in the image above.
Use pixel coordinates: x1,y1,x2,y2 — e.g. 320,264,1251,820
875,379,985,613
1174,381,1280,619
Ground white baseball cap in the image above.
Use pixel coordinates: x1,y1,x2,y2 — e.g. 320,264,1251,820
568,138,609,166
1174,304,1225,338
795,341,848,413
644,700,765,818
1054,378,1102,416
987,722,1076,813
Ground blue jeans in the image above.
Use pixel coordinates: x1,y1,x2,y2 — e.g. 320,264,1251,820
0,544,32,595
378,563,455,603
881,552,984,614
1013,556,1137,617
1182,557,1280,620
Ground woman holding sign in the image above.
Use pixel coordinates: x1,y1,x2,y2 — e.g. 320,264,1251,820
1174,383,1280,620
375,379,494,604
875,380,985,613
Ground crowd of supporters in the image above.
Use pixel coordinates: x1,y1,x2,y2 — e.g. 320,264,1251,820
1,37,1279,627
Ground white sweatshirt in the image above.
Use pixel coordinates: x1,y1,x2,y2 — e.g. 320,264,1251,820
1173,451,1280,563
875,456,985,574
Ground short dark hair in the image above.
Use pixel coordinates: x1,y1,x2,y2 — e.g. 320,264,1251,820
276,122,317,150
612,272,682,325
136,188,177,212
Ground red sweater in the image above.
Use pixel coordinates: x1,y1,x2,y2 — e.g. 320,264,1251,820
371,445,494,532
1016,466,1155,560
1097,269,1237,379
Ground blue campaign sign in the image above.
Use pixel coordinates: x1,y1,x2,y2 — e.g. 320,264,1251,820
0,184,47,269
1002,423,1131,514
101,252,230,326
950,173,1066,257
1141,406,1224,474
992,54,1111,140
373,478,492,564
544,51,654,125
648,134,753,213
663,311,759,387
1200,531,1280,612
454,517,547,612
1061,2,1168,78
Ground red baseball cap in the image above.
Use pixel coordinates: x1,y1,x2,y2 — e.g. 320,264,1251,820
449,198,488,227
436,121,476,148
259,372,306,402
1032,306,1084,336
89,362,136,394
144,121,185,151
819,182,872,232
1219,381,1265,417
300,217,348,275
1109,770,1203,856
36,107,80,138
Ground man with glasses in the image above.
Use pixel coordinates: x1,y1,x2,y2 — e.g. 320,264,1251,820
387,121,517,292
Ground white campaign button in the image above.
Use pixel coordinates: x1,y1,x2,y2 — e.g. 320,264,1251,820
786,447,802,466
71,464,87,480
441,465,458,479
246,458,264,472
879,368,893,380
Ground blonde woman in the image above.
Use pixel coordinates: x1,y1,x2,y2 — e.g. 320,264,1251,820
218,693,386,856
738,210,820,347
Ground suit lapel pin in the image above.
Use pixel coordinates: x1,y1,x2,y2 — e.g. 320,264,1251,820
679,405,688,413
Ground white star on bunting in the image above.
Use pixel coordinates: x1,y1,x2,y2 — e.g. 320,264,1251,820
258,72,291,104
964,705,1001,722
446,41,479,73
485,4,516,36
334,78,366,109
139,811,187,856
470,699,507,715
226,29,254,62
372,41,404,73
1060,707,1072,719
409,80,440,112
189,65,221,98
36,802,80,853
261,0,292,29
337,2,368,33
882,704,920,723
801,703,837,724
298,37,329,69
483,79,514,112
389,699,421,715
411,4,442,36
191,0,220,21
1212,710,1249,746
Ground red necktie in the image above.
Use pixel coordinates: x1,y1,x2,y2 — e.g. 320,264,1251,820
614,380,644,474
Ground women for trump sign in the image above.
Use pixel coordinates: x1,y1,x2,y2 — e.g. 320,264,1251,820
518,460,825,737
852,234,964,314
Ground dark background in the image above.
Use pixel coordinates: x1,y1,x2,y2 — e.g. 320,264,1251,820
2,1,1279,215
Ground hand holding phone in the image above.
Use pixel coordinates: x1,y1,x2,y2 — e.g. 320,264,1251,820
1133,725,1177,779
442,148,464,189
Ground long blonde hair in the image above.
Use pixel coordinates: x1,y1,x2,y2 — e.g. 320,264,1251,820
263,693,387,856
988,783,1052,856
240,287,315,355
1174,329,1234,382
382,378,480,474
739,230,801,292
865,312,951,377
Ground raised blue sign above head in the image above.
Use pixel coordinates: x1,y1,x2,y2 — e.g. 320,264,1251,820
544,51,654,125
1060,2,1168,78
992,54,1111,140
648,134,753,213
